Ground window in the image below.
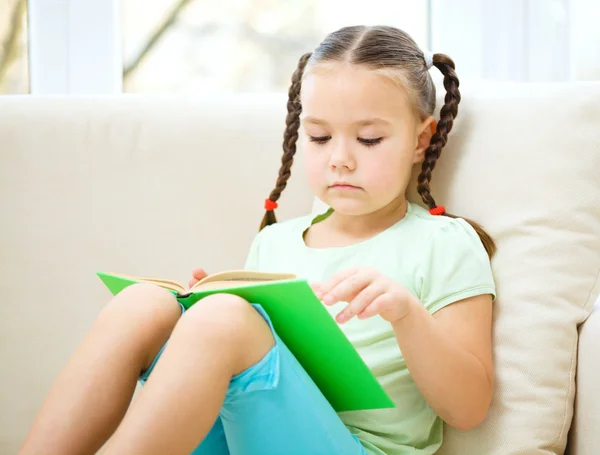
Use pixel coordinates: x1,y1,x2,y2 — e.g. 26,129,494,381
121,0,429,93
0,0,29,94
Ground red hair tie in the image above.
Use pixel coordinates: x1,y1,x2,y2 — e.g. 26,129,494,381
429,205,446,216
264,199,278,211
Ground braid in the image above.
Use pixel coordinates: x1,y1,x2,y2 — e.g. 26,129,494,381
416,53,460,210
417,54,496,258
260,52,312,231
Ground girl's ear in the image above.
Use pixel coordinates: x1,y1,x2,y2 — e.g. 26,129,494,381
413,116,437,163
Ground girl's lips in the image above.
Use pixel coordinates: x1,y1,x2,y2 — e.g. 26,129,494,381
330,184,361,190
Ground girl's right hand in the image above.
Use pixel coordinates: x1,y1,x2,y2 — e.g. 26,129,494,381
188,268,208,289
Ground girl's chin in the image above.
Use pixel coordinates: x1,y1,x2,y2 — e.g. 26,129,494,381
324,201,375,216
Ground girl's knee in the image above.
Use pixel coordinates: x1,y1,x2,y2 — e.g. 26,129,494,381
101,283,181,331
178,294,274,345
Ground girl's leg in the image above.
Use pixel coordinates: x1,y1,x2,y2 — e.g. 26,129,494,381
101,294,276,455
18,284,182,455
214,305,366,455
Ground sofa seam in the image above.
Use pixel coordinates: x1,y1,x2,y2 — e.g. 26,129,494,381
548,258,599,450
548,326,579,451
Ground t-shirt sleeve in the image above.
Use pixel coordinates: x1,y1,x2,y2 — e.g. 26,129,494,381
418,218,496,314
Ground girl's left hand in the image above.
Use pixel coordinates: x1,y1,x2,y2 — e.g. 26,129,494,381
312,267,417,324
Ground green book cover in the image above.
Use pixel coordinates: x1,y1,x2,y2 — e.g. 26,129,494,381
96,271,395,413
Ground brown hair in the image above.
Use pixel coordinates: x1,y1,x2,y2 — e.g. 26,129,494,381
260,25,496,258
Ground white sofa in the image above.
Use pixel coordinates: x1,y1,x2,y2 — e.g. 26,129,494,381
1,81,599,455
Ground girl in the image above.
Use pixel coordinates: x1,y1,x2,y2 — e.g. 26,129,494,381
19,25,496,455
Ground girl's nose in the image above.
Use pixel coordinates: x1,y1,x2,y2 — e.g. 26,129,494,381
329,140,355,170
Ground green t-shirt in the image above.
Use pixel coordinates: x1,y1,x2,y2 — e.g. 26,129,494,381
244,202,496,455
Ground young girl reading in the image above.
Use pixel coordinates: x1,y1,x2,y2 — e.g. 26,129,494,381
19,25,496,455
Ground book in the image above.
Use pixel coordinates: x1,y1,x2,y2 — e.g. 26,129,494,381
97,270,298,298
97,270,396,413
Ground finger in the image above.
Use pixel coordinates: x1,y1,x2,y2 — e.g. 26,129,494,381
317,267,360,299
358,293,390,320
188,278,199,288
323,271,372,306
192,268,208,280
337,282,385,323
309,282,323,295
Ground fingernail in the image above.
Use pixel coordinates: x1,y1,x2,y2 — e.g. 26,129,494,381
323,295,334,305
336,314,346,323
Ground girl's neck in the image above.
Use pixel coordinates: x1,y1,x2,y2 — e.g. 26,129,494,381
325,197,409,239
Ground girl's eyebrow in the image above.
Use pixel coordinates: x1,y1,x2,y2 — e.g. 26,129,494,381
354,118,392,127
302,116,392,127
302,116,329,126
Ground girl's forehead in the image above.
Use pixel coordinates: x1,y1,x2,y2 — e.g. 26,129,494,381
300,64,414,122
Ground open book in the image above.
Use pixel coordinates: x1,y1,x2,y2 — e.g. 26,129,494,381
97,270,395,413
97,270,296,297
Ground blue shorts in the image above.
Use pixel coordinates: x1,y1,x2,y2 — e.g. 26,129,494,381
139,303,367,455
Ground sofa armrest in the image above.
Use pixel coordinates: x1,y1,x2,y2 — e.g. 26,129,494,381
566,304,600,455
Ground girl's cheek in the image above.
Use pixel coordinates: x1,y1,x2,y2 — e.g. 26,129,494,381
365,161,402,193
304,152,326,188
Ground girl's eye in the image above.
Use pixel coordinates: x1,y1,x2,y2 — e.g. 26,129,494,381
308,136,384,146
309,135,331,144
358,137,383,147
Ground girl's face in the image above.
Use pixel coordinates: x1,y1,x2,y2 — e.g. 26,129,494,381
300,63,434,217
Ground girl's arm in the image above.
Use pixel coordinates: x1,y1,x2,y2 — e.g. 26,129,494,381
315,267,494,430
392,294,494,430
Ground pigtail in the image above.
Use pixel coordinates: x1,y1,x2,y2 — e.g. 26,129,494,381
416,54,458,212
259,52,312,231
417,53,496,258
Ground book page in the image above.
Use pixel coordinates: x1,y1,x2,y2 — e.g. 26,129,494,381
190,270,296,292
107,274,186,293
